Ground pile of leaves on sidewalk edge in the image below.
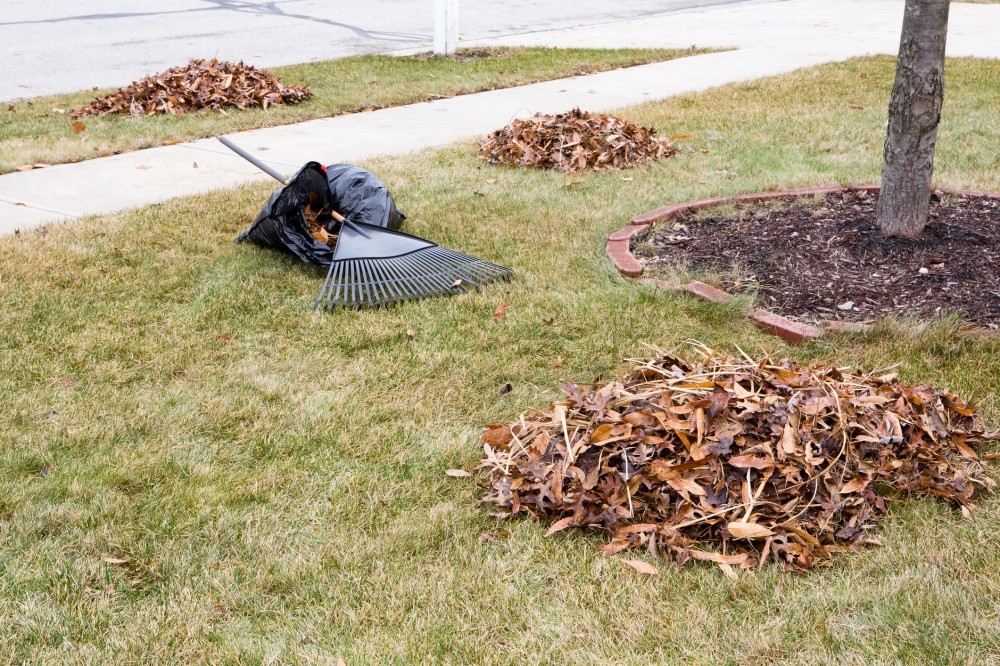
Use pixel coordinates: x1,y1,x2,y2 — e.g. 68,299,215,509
479,343,997,575
478,108,676,172
73,58,311,118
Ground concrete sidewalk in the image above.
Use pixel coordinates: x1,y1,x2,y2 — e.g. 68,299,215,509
2,0,999,237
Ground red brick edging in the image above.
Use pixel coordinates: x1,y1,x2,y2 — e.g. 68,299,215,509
608,185,999,344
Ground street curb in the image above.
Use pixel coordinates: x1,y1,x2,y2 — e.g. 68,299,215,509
608,185,1000,344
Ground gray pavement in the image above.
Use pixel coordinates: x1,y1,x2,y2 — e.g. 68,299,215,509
1,0,750,101
2,0,999,236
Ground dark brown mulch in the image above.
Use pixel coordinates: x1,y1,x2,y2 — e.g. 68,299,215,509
634,191,1000,327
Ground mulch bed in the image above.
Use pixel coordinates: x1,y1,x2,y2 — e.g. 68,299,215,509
479,344,997,574
634,191,1000,327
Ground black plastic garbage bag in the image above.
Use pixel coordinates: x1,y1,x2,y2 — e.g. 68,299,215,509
325,163,405,232
236,161,405,266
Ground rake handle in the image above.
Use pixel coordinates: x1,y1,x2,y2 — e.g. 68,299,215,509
329,209,371,239
217,135,289,185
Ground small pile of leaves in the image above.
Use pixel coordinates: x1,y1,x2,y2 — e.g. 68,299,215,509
480,344,997,573
478,108,675,172
73,58,311,118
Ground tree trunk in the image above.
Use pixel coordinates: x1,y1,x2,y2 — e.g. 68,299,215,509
876,0,950,237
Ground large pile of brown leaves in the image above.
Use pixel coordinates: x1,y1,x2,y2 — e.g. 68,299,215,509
478,108,675,172
480,344,997,574
73,59,311,118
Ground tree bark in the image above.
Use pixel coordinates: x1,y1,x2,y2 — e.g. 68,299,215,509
876,0,950,237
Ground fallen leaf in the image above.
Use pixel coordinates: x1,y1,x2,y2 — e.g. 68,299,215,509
839,475,869,494
727,455,773,470
445,469,471,478
621,558,659,575
688,550,749,565
955,441,979,460
781,422,798,455
727,522,774,539
718,562,740,581
482,424,513,447
546,516,576,536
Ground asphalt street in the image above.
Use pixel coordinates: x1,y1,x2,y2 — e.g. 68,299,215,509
1,0,756,101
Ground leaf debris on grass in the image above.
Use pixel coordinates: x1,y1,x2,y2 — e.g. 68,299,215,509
72,58,311,118
478,108,676,172
480,343,997,572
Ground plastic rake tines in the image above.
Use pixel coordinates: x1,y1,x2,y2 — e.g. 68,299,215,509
313,225,513,310
315,247,513,310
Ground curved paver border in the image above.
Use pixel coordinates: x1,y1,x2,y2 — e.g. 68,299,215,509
608,185,1000,344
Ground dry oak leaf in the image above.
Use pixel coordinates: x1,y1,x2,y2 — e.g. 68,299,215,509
727,522,775,539
621,559,659,575
483,424,514,447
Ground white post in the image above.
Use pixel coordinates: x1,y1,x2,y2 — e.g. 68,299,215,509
433,0,458,56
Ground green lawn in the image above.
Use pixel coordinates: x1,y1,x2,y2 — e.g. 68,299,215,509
1,56,998,664
0,46,704,175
